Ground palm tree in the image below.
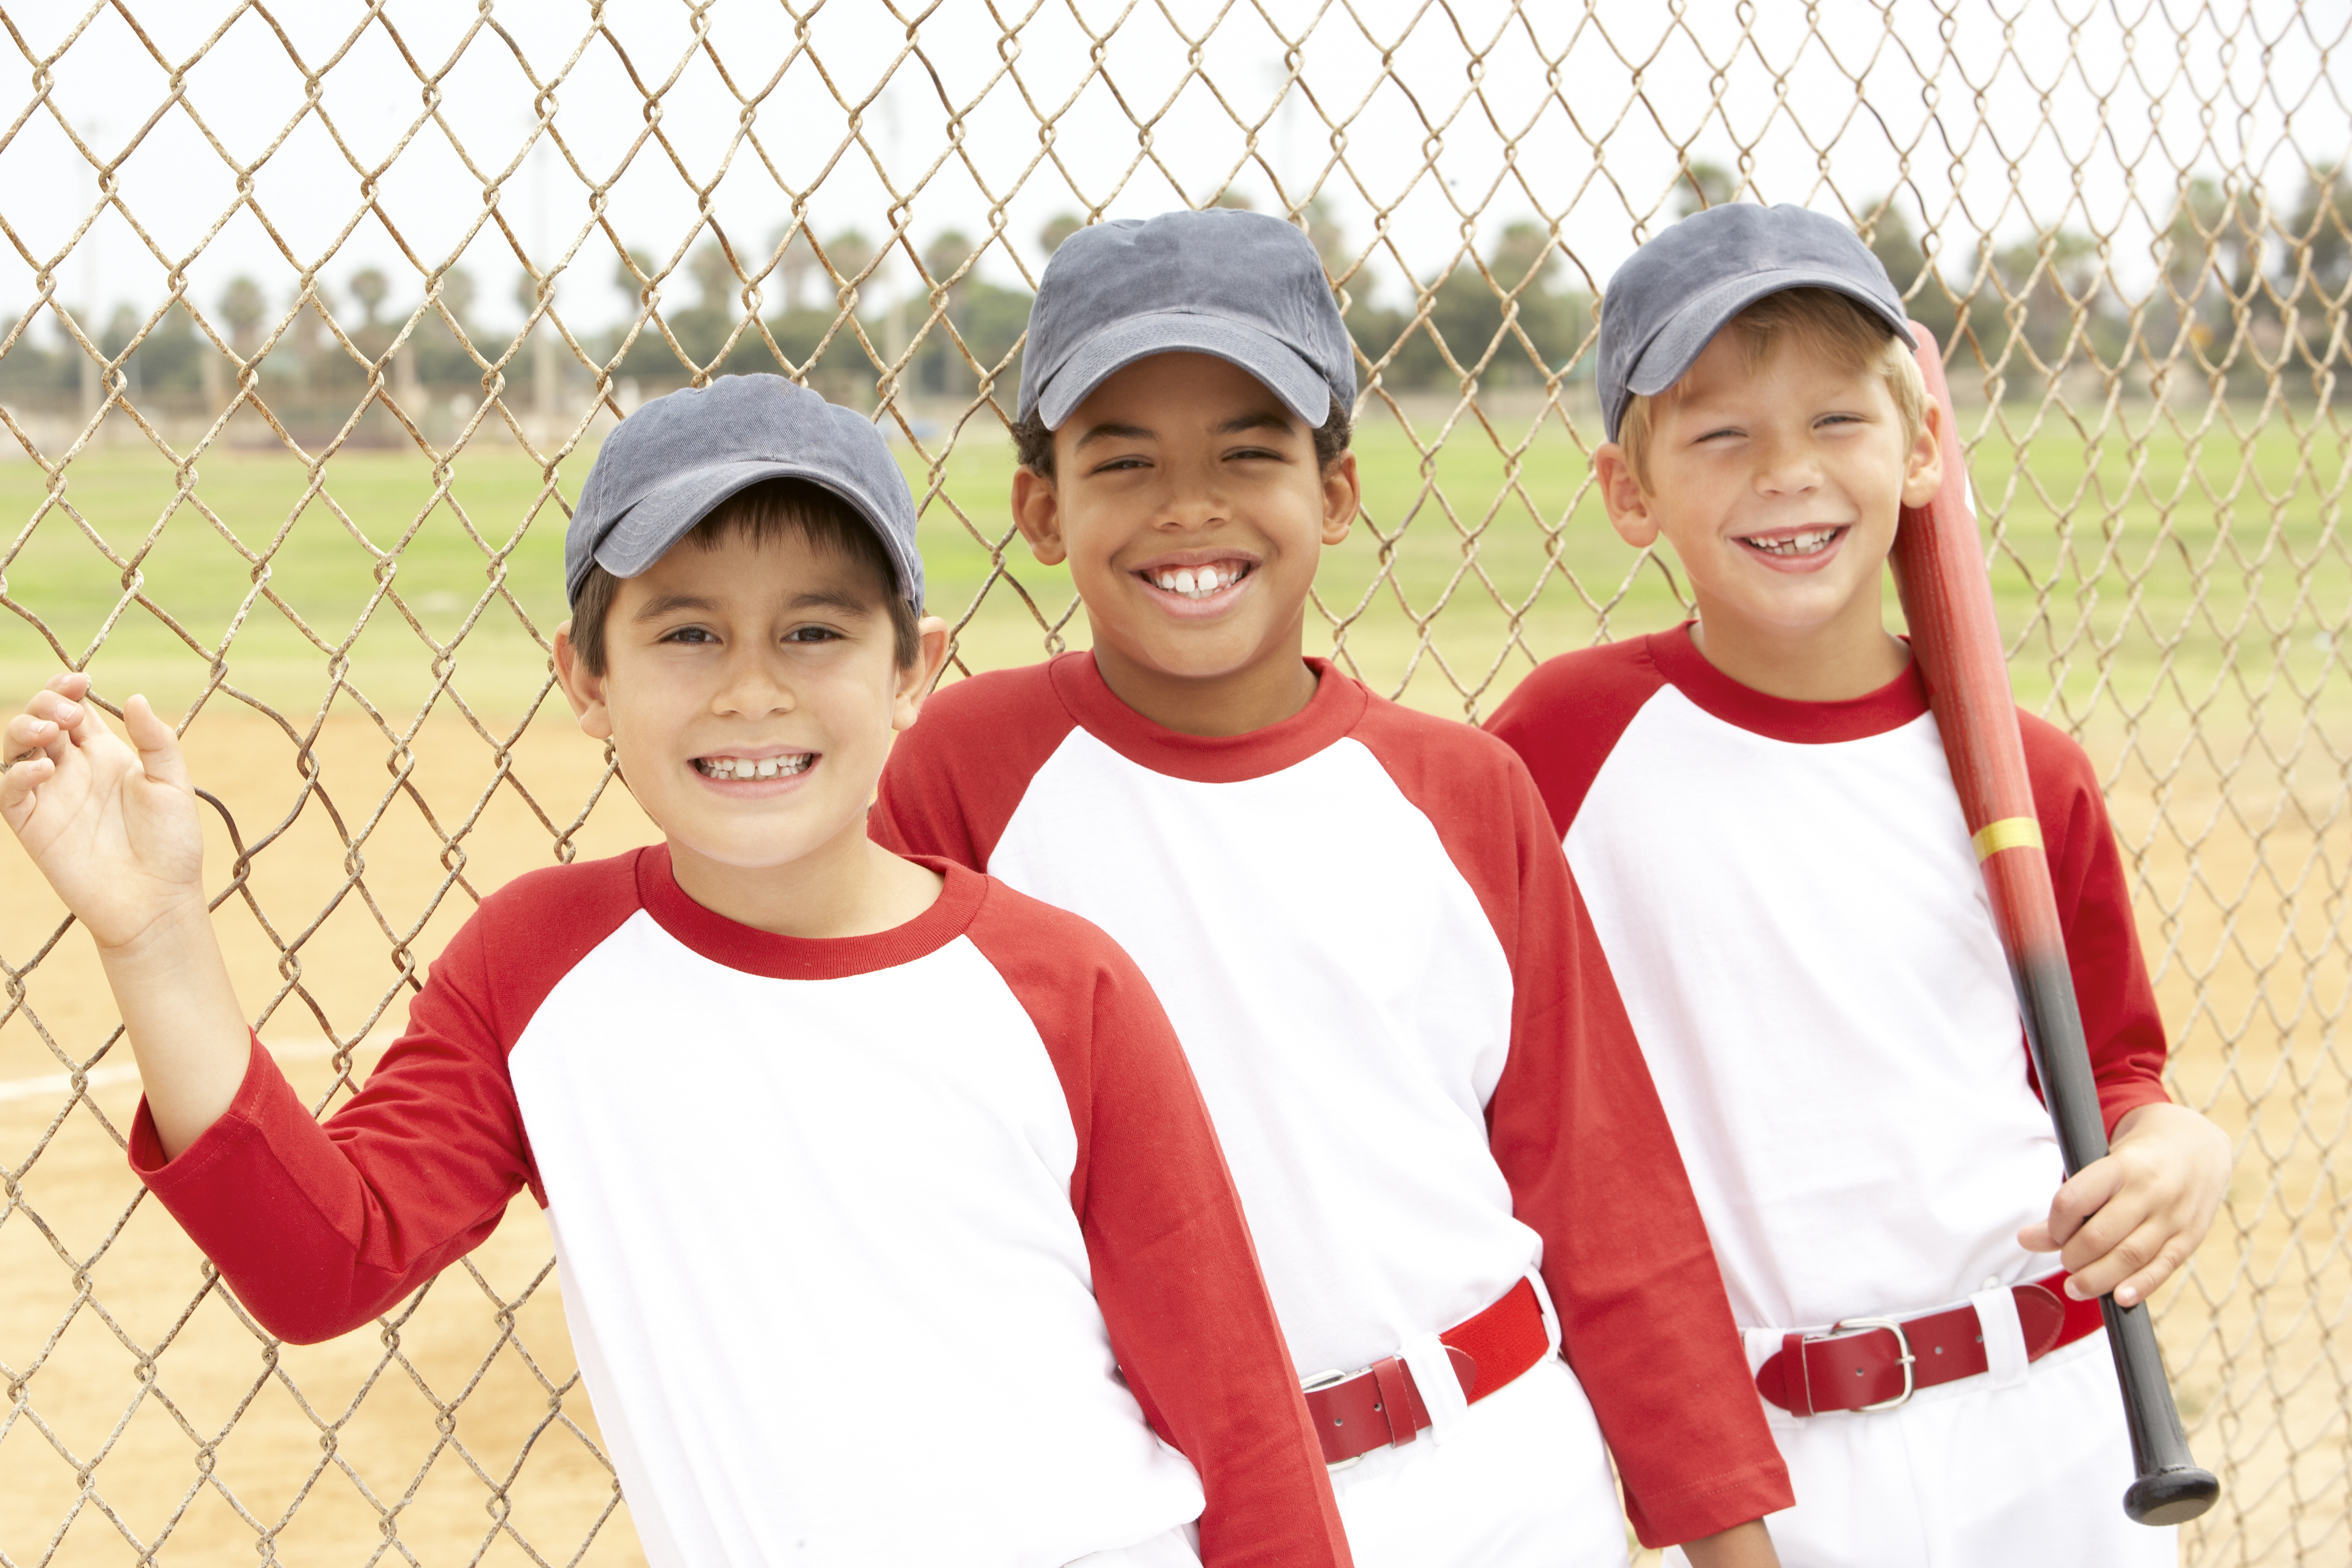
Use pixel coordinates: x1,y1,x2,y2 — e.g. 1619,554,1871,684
350,266,389,328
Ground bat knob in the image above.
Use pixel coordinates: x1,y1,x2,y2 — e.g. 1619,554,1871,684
2124,1465,2220,1525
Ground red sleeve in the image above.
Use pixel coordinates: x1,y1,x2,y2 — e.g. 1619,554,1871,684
871,660,1078,867
126,852,647,1344
2020,712,2172,1133
1483,637,1670,836
1357,704,1793,1547
964,880,1352,1568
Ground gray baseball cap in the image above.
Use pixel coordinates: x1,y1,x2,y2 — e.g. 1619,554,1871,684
1597,203,1915,441
564,375,922,611
1019,208,1356,431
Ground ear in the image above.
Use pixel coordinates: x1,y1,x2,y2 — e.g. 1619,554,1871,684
892,615,954,733
1900,399,1944,509
552,621,614,742
1593,443,1660,549
1319,448,1360,547
1011,465,1068,566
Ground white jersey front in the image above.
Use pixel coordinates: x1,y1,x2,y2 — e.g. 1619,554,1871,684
1489,628,2177,1568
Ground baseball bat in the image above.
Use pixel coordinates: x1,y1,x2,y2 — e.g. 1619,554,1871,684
1886,322,2219,1527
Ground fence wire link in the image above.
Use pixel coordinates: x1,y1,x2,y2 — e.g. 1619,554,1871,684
0,2,2344,1565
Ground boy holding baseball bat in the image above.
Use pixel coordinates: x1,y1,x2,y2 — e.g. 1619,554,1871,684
872,207,1792,1566
1486,203,2232,1564
1,376,1353,1568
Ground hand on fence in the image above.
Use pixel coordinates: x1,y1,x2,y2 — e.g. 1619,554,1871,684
2,671,208,953
2019,1101,2235,1308
3,670,255,1157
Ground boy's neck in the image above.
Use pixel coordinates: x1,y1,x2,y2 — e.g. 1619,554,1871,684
666,823,943,940
1687,611,1912,703
1088,637,1322,738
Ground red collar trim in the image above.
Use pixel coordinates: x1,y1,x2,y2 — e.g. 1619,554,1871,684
1046,651,1368,783
635,845,987,980
1645,623,1930,743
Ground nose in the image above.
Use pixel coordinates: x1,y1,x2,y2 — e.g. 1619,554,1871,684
1157,454,1230,531
712,642,795,717
1752,428,1822,497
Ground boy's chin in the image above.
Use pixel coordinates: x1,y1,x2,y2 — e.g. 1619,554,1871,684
665,814,869,876
1110,630,1292,686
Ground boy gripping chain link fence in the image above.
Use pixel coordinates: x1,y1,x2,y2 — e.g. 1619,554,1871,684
871,207,1792,1567
0,376,1354,1568
1486,204,2235,1567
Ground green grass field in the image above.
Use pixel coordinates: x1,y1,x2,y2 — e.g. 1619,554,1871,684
0,404,2343,731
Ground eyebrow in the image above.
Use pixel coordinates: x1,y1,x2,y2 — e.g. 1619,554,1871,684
1073,420,1154,450
631,588,876,621
1070,408,1297,450
632,593,721,621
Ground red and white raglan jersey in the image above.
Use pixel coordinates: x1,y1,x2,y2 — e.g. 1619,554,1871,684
871,653,1793,1547
1486,628,2171,1336
130,850,1349,1568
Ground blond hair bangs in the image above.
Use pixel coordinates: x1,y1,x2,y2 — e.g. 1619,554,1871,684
1615,287,1927,490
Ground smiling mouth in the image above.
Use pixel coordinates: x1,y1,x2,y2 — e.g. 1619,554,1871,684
1740,527,1847,559
694,754,815,781
1140,561,1255,599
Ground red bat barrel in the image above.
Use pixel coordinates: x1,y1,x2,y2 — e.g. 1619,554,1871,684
1887,323,2217,1525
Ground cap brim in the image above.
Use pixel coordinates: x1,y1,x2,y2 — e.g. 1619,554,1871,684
578,457,923,609
1619,268,1918,420
1034,312,1333,430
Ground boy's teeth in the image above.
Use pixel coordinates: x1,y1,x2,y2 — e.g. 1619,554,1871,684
1151,564,1242,597
1749,528,1839,557
699,754,812,780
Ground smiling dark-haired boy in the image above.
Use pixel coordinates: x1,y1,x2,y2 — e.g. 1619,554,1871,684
2,376,1350,1568
872,209,1791,1567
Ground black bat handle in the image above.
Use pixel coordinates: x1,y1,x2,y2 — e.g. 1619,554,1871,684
2017,951,2220,1524
2105,1298,2220,1523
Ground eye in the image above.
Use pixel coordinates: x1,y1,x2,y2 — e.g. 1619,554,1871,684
1090,454,1150,474
659,625,718,645
784,624,843,644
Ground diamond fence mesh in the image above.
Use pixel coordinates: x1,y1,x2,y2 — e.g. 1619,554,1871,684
0,1,2344,1564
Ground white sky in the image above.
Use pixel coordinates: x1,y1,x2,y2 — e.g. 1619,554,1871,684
0,0,2340,348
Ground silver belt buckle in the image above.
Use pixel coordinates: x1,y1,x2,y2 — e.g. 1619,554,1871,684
1300,1367,1365,1470
1821,1315,1916,1412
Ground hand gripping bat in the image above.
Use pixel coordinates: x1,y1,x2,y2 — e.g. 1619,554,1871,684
1886,322,2220,1527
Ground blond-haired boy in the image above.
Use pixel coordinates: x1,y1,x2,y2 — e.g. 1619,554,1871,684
1487,202,2231,1565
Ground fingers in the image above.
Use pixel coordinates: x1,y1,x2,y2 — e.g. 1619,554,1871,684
21,685,88,737
0,749,55,823
2060,1220,2196,1308
5,707,67,765
122,695,191,792
2036,1158,2124,1251
2019,1134,2218,1306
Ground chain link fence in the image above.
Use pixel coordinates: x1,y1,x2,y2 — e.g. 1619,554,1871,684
0,2,2344,1564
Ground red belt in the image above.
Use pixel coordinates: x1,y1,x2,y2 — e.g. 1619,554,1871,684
1755,1270,2106,1417
1301,1278,1552,1466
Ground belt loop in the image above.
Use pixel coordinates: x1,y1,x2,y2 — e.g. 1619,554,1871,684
1397,1329,1469,1443
1970,1285,2031,1390
1367,1356,1420,1447
1780,1331,1815,1418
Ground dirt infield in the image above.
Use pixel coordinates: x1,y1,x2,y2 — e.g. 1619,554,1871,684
3,697,2344,1568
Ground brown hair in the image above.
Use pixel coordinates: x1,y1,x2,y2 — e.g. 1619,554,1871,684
1615,287,1927,491
1012,392,1355,477
567,478,921,676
